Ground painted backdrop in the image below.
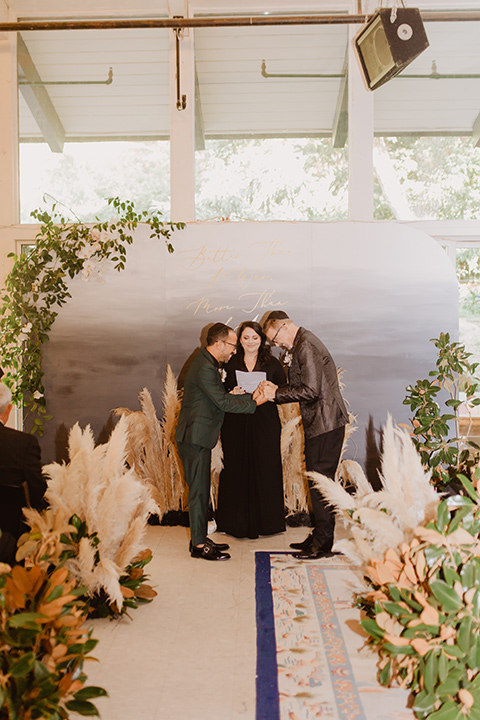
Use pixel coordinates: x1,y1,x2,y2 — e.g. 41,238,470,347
40,221,458,464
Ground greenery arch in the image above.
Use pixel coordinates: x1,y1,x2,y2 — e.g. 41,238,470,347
0,197,185,434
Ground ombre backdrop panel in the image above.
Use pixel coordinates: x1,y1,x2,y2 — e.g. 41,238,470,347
40,222,457,464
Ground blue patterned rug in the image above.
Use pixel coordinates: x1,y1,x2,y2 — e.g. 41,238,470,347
255,552,414,720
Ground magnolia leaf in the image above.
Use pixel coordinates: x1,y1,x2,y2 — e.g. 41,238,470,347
65,699,100,716
361,618,384,640
10,652,36,678
134,584,157,600
8,612,46,629
413,689,438,713
412,638,433,658
430,580,463,612
74,687,109,701
427,700,463,720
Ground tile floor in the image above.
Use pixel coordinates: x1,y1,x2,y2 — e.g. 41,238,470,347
85,524,310,720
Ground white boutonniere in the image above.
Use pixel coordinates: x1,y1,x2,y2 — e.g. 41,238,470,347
219,368,227,382
282,350,293,367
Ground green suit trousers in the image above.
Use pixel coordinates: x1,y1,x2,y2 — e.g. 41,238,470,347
177,440,212,546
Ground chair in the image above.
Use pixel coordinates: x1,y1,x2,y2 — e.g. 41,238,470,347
0,473,30,565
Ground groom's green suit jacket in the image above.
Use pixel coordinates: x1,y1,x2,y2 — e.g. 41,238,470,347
175,348,256,449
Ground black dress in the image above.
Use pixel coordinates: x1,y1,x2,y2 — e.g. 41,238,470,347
216,354,286,539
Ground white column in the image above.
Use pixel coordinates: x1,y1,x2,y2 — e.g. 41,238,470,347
348,24,374,221
169,24,195,222
0,28,19,226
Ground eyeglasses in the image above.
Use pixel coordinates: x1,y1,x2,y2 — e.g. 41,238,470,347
223,340,237,350
270,323,286,345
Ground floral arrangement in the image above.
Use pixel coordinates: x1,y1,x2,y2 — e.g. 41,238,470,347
0,563,106,718
359,478,480,720
312,410,480,720
17,416,158,617
0,197,184,434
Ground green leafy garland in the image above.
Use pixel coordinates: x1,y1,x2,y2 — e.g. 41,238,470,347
0,197,184,434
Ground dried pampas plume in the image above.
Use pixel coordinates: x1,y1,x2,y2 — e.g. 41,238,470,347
43,415,158,609
114,369,187,517
310,415,442,568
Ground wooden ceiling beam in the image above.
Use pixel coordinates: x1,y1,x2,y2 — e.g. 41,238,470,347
17,33,65,153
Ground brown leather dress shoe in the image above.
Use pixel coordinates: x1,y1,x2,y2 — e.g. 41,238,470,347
190,543,231,561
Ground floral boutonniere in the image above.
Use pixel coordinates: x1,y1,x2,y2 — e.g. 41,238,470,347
282,350,293,367
218,368,227,382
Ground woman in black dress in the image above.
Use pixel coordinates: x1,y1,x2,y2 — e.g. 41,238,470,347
216,321,286,539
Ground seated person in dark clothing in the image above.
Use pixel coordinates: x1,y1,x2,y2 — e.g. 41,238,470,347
0,382,47,564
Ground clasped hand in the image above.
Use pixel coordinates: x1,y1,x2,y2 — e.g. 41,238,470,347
253,380,277,402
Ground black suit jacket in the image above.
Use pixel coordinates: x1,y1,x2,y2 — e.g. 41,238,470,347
0,422,47,510
275,327,349,438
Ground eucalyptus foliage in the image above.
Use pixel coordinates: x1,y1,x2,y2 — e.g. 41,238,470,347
0,197,184,434
403,333,480,488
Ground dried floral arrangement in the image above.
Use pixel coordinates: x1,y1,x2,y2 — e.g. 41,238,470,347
114,377,186,517
312,413,480,720
0,563,106,718
17,416,158,618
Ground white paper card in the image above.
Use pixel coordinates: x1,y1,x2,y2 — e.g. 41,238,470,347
235,370,266,393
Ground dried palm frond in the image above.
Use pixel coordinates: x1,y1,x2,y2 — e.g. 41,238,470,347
42,415,158,610
310,415,442,569
278,403,309,514
210,439,224,510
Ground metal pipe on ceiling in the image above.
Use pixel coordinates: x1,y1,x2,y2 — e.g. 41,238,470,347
0,12,480,32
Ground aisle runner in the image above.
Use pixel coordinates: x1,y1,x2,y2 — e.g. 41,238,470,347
255,552,414,720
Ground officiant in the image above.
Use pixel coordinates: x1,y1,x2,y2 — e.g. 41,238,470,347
216,320,286,539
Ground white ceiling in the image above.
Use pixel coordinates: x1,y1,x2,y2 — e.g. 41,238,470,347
4,0,480,145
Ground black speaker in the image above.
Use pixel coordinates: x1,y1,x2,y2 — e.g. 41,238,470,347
354,7,429,91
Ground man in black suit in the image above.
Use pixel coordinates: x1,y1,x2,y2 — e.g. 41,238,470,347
176,323,266,561
0,382,47,563
260,311,349,559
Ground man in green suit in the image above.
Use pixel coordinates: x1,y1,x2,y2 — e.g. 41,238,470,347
176,323,266,561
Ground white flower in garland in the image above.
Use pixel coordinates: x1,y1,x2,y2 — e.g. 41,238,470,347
18,322,33,341
81,258,107,283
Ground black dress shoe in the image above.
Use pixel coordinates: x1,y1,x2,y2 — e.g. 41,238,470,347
189,538,230,553
292,546,335,560
190,544,231,561
206,537,230,551
289,532,314,551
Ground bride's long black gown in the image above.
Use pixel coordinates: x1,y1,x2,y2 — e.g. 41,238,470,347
216,353,286,539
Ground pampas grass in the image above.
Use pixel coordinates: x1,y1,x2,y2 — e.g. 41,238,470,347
311,415,442,567
114,371,187,517
43,415,158,610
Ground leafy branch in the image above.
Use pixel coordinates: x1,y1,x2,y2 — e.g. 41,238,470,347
0,197,185,434
403,333,480,489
